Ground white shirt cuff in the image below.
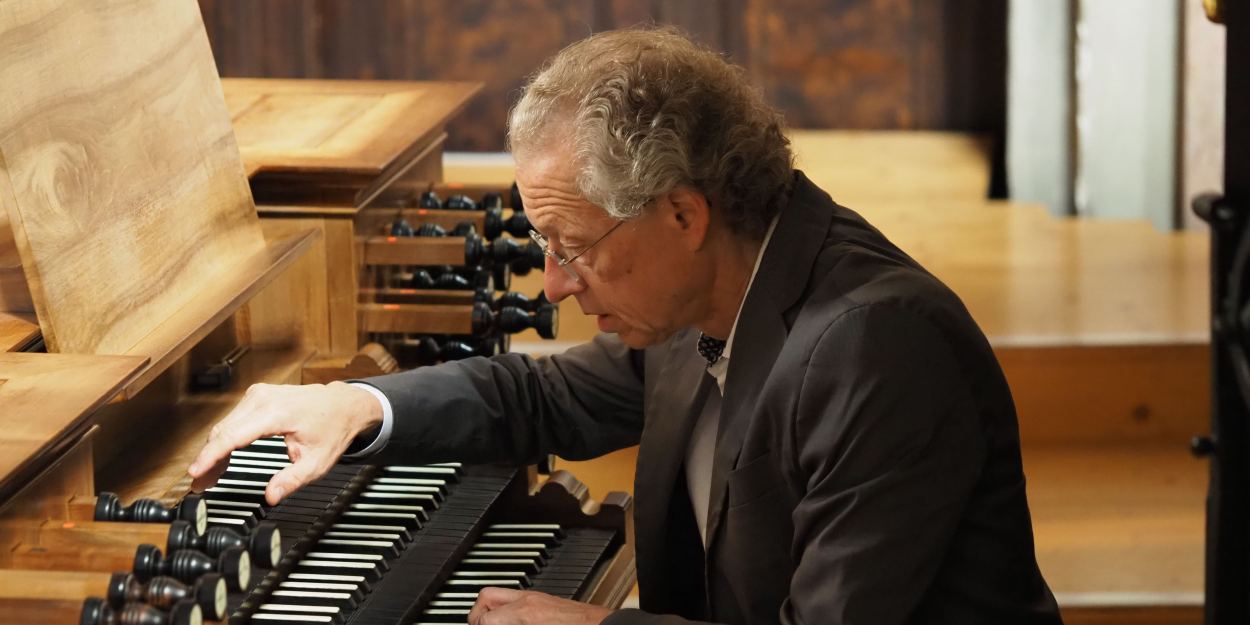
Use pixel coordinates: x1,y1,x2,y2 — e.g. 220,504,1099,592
344,382,394,458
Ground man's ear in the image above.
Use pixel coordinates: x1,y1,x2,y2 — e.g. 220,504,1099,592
664,187,711,251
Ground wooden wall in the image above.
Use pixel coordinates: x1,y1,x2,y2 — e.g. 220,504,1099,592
198,0,1006,170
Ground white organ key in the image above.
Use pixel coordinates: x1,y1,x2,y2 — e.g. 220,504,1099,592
288,573,367,584
231,450,290,460
280,581,360,592
304,551,384,562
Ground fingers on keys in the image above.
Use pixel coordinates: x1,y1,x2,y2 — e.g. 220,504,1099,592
188,388,285,486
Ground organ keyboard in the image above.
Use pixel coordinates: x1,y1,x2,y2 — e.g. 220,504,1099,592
153,438,634,623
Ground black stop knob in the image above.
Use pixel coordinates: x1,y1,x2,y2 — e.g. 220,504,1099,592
483,207,505,239
434,272,473,291
419,191,441,208
416,223,445,237
504,211,531,237
390,218,415,237
80,598,115,625
451,222,477,237
494,305,559,339
415,336,444,365
95,493,207,535
438,339,483,361
444,194,478,210
167,519,281,569
133,544,250,592
108,572,228,621
464,234,485,266
495,291,538,312
491,263,511,291
471,301,494,334
410,269,436,289
117,599,200,625
490,238,544,275
481,192,503,210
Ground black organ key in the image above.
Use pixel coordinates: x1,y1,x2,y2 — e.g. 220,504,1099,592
465,549,547,566
478,530,562,548
383,464,461,483
468,542,551,559
490,523,564,538
450,570,530,587
458,557,541,575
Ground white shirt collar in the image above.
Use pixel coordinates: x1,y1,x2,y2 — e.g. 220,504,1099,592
706,214,780,392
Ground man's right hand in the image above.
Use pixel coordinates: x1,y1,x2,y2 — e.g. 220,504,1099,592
187,381,384,505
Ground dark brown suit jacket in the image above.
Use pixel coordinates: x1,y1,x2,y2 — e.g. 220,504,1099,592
364,171,1063,624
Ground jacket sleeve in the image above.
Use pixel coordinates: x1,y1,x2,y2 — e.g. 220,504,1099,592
358,332,647,466
602,303,987,625
780,303,986,624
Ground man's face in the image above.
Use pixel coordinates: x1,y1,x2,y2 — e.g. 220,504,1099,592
515,150,705,349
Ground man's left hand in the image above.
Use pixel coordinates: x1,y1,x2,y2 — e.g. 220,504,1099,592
467,587,613,625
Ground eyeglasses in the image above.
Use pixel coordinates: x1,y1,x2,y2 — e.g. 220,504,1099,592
529,220,625,282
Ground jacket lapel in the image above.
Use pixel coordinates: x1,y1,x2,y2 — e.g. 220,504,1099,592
703,172,836,555
634,328,715,600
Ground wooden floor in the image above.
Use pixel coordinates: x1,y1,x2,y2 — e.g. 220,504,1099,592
452,130,1210,622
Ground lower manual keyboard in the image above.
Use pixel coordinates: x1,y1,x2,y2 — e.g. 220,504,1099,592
212,437,625,624
412,523,617,624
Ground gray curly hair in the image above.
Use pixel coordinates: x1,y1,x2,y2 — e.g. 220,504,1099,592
507,27,794,238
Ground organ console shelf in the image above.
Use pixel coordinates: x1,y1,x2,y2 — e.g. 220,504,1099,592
363,235,481,266
357,302,558,339
223,78,554,373
221,78,481,211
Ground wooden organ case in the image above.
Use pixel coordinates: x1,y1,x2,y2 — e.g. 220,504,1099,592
0,1,634,623
219,78,553,381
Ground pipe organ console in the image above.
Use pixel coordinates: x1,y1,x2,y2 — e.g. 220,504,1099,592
217,76,555,384
0,2,632,623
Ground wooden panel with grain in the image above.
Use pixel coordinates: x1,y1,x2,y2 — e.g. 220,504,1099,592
1027,444,1206,624
0,0,263,356
223,78,479,177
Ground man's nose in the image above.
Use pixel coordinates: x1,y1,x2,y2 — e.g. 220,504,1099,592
542,255,585,303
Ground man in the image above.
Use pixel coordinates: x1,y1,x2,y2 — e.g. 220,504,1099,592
189,27,1062,625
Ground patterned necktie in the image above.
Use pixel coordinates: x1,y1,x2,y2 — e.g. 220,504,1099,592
697,333,728,366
